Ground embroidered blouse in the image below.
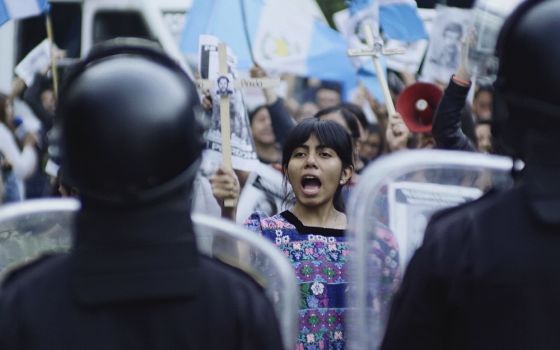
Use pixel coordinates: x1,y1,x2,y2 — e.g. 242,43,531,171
245,210,400,350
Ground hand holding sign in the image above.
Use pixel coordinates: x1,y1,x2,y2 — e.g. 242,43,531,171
196,35,280,208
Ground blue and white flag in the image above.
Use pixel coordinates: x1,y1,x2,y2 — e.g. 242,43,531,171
0,0,50,27
379,0,428,42
347,0,381,37
342,0,427,42
181,0,357,91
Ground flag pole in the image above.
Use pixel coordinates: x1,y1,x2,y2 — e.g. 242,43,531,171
239,0,256,65
45,13,59,99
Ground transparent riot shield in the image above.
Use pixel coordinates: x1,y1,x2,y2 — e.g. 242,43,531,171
0,198,298,350
346,150,515,350
0,199,78,274
192,213,298,350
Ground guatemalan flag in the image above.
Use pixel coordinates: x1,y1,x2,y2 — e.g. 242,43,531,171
379,0,428,42
0,0,50,27
181,0,357,93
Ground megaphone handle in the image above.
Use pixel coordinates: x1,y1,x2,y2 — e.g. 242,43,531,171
372,56,396,117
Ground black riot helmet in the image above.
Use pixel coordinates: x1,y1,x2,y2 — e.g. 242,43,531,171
56,38,204,204
493,0,560,158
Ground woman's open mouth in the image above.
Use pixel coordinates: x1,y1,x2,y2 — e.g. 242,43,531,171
301,176,322,196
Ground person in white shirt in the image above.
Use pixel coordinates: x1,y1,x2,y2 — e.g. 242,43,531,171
0,93,37,202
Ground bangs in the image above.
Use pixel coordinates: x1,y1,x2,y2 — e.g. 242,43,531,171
282,119,354,169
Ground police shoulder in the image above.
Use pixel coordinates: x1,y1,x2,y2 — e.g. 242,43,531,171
433,188,502,224
201,255,266,291
423,188,503,244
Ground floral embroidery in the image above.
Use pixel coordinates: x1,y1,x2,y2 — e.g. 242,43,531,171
334,331,343,340
244,211,400,350
311,281,325,295
307,334,315,343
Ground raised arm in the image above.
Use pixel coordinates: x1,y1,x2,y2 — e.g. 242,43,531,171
432,33,476,152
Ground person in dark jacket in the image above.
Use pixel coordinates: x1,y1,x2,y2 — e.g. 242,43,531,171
0,39,283,350
248,64,296,166
431,73,477,152
381,1,560,349
431,24,481,153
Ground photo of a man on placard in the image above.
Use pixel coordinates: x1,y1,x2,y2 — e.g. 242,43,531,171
430,22,463,69
421,5,471,84
216,75,233,96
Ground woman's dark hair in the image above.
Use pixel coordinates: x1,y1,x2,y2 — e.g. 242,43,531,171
314,105,361,140
366,123,385,157
341,102,369,130
282,118,354,212
0,93,9,125
249,104,267,125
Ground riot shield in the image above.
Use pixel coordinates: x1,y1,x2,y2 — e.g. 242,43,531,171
192,212,298,350
0,198,298,350
0,199,78,274
346,150,515,350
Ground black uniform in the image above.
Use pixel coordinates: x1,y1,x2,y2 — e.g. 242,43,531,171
382,1,560,348
381,170,560,349
0,198,284,350
0,39,284,350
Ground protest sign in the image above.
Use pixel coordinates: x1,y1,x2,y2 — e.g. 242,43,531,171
421,5,471,84
14,39,51,86
236,162,286,223
388,181,482,268
197,35,260,174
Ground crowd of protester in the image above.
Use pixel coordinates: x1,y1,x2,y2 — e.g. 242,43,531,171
0,17,506,350
4,0,560,348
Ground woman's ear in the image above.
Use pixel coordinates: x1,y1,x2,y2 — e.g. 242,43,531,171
339,165,354,185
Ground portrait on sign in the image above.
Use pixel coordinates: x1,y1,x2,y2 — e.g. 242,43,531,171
421,5,470,83
216,75,234,96
197,35,259,172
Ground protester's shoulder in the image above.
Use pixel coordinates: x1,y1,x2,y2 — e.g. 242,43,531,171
1,253,67,291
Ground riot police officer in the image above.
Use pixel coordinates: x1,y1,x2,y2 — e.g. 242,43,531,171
381,1,560,349
0,39,283,350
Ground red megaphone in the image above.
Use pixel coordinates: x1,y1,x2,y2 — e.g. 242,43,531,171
396,82,443,133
